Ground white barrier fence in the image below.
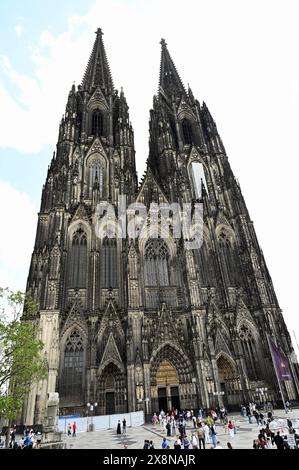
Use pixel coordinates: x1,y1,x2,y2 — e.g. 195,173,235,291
58,411,144,434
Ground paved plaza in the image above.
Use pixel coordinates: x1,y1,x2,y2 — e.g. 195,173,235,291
62,409,299,450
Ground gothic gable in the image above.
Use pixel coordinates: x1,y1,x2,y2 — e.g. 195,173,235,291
98,332,124,371
71,203,90,223
214,329,233,358
86,136,107,159
61,300,88,337
235,296,257,330
215,211,233,233
152,303,182,350
177,96,197,121
136,168,169,206
88,86,109,111
97,298,124,343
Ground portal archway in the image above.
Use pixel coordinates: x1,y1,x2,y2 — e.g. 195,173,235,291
216,354,242,408
150,344,196,413
156,360,180,412
97,362,127,415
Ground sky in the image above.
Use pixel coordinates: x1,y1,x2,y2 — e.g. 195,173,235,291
0,0,298,353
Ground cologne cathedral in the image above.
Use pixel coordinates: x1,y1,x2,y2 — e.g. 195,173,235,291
22,29,299,424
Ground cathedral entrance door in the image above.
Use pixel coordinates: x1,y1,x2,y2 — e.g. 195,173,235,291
158,387,167,413
170,386,180,410
106,392,115,415
156,360,180,413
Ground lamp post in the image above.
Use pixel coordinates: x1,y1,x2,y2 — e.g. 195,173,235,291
256,388,267,410
86,402,98,431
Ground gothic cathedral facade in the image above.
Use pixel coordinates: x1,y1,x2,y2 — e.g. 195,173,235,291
22,29,299,424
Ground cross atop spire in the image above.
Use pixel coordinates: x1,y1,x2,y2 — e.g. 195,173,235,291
159,38,186,99
160,38,167,48
82,28,114,93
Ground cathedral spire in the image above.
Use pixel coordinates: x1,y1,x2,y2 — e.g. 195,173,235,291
82,28,114,93
159,38,186,99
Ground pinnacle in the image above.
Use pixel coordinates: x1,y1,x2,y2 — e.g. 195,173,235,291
158,38,186,99
82,28,114,92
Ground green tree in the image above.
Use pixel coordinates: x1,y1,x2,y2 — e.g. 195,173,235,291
0,288,47,447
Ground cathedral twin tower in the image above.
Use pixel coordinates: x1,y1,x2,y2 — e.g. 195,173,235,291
23,29,298,424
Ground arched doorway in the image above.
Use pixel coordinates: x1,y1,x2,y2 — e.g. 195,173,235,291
156,360,180,412
105,374,115,415
97,362,127,415
150,344,196,413
217,354,242,408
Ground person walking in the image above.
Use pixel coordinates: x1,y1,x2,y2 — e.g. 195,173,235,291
166,421,171,437
171,418,176,436
246,406,253,424
273,431,284,450
210,424,218,448
191,433,198,449
173,436,182,449
117,420,121,435
228,421,234,439
67,422,72,436
122,418,127,434
197,423,205,449
162,437,167,449
204,423,211,444
18,436,25,449
192,415,197,429
25,433,32,449
72,421,77,437
183,435,190,449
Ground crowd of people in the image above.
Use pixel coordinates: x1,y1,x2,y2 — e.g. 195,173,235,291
252,417,299,449
145,403,299,450
0,426,43,449
149,406,237,449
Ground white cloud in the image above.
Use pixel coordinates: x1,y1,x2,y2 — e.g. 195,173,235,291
15,25,23,37
0,181,37,292
0,0,299,350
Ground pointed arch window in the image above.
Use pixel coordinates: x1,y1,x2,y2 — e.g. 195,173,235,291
239,324,259,380
68,228,88,288
88,160,104,197
92,110,104,136
194,242,215,286
169,116,178,147
182,118,193,145
100,238,118,288
218,231,239,286
60,330,84,400
144,239,170,287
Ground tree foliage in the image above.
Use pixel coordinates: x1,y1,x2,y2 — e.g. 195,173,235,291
0,288,47,420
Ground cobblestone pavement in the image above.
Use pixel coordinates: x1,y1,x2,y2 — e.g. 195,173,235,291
62,409,298,450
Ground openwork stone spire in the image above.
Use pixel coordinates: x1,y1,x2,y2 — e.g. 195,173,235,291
82,28,114,92
159,38,186,98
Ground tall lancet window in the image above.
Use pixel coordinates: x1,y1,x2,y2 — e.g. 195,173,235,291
92,109,104,136
100,238,118,288
68,228,88,288
182,118,193,145
239,324,259,380
194,242,215,286
144,239,170,287
60,330,84,400
190,161,208,199
88,159,104,197
218,230,239,286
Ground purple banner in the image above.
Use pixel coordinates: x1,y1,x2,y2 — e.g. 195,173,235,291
269,338,292,381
